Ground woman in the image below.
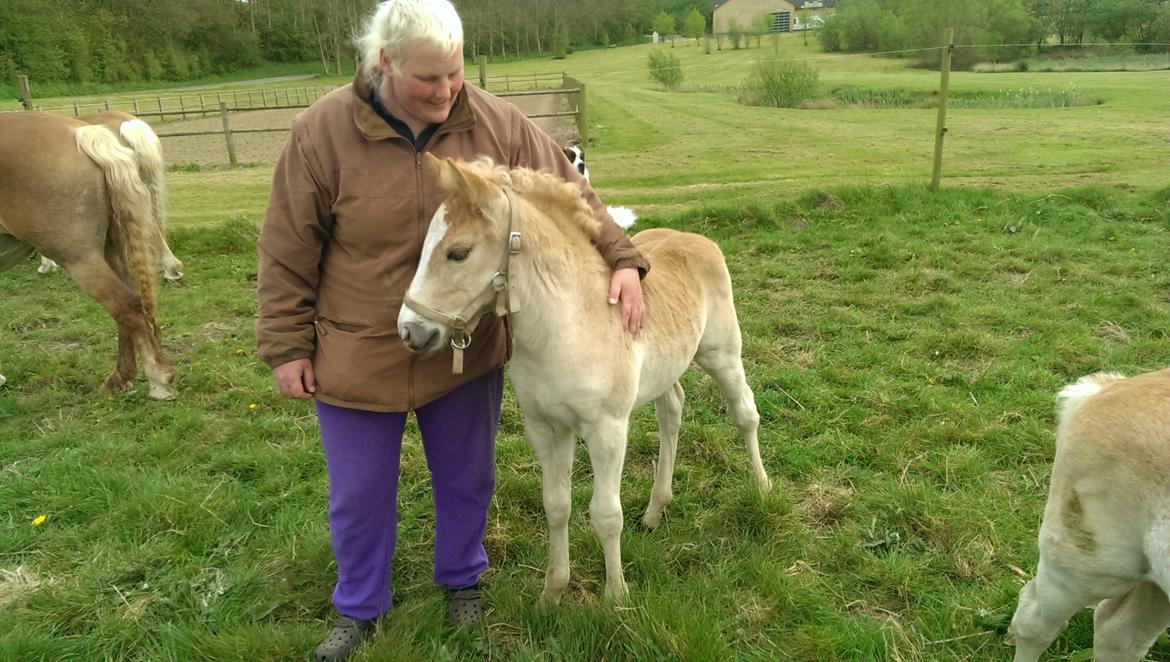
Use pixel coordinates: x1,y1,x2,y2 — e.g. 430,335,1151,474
255,1,648,659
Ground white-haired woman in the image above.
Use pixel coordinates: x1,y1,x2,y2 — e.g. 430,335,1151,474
256,0,648,659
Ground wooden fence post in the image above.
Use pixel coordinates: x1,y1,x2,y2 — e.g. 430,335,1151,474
18,75,33,110
132,98,140,114
930,28,954,191
73,102,80,117
478,55,487,89
577,80,588,146
219,102,238,167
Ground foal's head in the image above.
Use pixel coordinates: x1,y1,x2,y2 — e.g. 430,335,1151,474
398,155,511,355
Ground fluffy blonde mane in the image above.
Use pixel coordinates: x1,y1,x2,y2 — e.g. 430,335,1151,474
460,157,600,242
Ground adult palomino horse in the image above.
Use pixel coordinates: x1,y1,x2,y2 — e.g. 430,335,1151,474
36,111,183,281
0,111,176,399
398,155,771,602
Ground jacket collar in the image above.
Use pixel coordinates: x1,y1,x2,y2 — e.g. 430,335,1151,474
351,72,476,144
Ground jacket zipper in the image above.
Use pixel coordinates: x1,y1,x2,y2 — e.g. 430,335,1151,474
313,317,327,336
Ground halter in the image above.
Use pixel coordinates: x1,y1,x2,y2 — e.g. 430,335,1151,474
404,187,522,374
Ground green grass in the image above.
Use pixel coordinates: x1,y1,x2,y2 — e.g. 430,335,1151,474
4,185,1170,659
5,35,1170,660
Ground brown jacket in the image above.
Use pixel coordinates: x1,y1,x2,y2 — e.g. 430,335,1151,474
256,75,648,412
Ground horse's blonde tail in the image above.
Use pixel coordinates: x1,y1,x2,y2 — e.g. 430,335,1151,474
74,124,162,328
117,119,167,234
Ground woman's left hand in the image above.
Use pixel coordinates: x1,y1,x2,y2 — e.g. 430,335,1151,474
608,267,644,335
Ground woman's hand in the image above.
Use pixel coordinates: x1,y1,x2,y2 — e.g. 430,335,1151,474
608,267,644,335
273,358,316,399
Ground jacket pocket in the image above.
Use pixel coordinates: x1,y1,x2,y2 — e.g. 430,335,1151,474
313,317,411,408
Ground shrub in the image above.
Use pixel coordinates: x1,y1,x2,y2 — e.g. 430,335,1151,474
738,59,821,108
647,49,683,90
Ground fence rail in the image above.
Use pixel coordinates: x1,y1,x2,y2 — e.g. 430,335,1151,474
23,85,338,119
10,71,586,166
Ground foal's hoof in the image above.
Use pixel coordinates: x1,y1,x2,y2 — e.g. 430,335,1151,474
641,510,665,529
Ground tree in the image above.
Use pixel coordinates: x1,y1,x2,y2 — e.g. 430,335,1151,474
750,13,772,48
653,11,676,46
683,8,705,45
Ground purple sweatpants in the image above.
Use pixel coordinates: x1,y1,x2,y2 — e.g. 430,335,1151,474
315,368,503,621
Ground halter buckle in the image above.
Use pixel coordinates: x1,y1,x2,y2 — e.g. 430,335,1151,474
508,231,522,254
451,330,471,350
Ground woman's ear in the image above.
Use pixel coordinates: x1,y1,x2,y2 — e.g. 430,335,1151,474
378,49,394,79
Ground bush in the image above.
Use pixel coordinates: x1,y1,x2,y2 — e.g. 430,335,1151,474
647,49,683,90
738,59,821,108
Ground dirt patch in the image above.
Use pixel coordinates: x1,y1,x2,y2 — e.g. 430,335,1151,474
156,92,578,168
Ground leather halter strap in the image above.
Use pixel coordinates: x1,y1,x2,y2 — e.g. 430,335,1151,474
403,187,522,374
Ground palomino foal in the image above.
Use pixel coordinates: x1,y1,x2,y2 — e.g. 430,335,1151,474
1009,369,1170,661
398,155,771,602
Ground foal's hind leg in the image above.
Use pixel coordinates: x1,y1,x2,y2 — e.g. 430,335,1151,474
63,254,175,399
1008,559,1097,662
1093,580,1170,662
694,346,771,494
643,381,683,529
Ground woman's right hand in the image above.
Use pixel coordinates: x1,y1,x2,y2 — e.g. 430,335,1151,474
273,358,316,399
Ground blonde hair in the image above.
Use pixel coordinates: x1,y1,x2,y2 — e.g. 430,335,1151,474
356,0,464,88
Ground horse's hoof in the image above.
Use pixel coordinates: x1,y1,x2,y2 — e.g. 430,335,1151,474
99,374,132,394
641,510,664,529
148,383,177,401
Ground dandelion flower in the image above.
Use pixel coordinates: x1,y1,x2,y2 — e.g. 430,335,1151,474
31,514,47,527
249,403,258,410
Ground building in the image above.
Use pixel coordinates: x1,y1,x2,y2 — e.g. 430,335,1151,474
712,0,836,34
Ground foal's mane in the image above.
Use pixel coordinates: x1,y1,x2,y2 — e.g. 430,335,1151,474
462,157,600,243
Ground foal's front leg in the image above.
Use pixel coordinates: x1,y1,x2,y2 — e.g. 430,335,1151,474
583,416,630,602
527,417,575,604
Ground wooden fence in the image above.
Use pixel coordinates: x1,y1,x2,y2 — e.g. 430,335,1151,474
25,84,337,120
10,71,587,166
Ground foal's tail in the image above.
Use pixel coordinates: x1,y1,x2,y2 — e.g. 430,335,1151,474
74,125,162,330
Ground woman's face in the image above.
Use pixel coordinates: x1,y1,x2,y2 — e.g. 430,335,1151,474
380,41,464,134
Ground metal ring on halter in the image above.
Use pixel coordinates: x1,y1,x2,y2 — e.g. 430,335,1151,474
451,330,471,350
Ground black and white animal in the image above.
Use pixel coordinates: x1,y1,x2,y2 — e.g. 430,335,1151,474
561,145,636,230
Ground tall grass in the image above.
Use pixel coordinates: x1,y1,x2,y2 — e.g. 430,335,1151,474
4,185,1170,659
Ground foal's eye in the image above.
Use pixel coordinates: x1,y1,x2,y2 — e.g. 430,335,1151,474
447,246,471,262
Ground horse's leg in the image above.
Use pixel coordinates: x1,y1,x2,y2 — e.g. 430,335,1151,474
642,381,684,529
63,254,175,400
527,416,575,604
582,416,630,602
98,248,142,392
159,239,183,281
694,344,771,494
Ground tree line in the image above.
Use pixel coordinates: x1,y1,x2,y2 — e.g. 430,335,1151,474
817,0,1170,69
0,0,709,87
6,0,1167,87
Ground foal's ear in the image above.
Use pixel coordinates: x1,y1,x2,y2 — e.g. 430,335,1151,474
428,154,492,204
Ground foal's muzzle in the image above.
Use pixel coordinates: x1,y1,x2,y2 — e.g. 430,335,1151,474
397,306,446,355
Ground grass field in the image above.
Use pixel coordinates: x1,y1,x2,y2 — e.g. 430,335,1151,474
3,36,1170,660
